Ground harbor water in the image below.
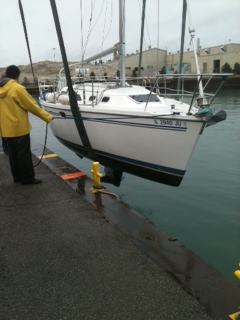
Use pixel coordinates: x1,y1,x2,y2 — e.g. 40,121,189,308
31,88,240,284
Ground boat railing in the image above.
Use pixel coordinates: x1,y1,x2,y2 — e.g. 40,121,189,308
38,73,232,111
38,78,59,102
126,73,232,109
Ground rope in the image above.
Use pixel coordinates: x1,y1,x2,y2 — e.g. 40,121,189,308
33,123,48,167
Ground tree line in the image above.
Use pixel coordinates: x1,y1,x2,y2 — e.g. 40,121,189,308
221,62,240,74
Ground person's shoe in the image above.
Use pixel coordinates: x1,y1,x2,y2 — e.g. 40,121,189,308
22,178,42,185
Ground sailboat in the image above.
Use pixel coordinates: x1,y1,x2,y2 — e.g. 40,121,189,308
38,0,227,187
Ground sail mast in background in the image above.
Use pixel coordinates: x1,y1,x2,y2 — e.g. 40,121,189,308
119,0,126,87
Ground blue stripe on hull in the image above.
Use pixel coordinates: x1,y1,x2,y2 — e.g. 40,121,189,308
49,111,188,132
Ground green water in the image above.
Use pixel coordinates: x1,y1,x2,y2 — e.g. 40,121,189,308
31,88,240,283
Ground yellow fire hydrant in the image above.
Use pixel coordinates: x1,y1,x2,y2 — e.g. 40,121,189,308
90,162,103,189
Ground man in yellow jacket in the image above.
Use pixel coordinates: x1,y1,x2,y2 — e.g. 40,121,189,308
0,65,53,184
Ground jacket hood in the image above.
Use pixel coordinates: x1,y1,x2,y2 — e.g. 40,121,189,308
0,78,11,87
0,78,13,98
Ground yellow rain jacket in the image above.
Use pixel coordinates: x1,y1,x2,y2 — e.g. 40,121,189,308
0,79,53,138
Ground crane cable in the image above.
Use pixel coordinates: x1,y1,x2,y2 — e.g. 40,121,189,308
18,0,36,85
18,0,48,167
50,0,96,160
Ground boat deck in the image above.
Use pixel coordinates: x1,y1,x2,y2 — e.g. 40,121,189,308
0,141,239,319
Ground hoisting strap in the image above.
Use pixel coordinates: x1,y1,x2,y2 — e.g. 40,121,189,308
18,0,36,84
49,0,95,159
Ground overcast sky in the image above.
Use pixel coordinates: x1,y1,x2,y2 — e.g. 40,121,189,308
1,0,239,67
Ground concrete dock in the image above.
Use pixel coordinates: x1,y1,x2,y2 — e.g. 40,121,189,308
0,141,239,320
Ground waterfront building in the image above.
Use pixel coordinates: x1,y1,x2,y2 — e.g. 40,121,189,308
108,43,240,76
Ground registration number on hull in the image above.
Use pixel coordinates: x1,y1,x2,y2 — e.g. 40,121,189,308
154,119,183,127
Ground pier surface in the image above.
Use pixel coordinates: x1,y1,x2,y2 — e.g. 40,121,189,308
0,141,239,320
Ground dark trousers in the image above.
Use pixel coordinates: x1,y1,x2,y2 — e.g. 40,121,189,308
5,134,35,183
2,138,8,155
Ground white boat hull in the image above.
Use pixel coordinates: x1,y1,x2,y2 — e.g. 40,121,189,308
40,100,206,186
37,0,227,187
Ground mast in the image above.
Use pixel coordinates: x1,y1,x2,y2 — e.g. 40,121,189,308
186,0,210,107
137,0,146,83
119,0,126,87
188,26,204,96
177,0,187,95
186,0,204,98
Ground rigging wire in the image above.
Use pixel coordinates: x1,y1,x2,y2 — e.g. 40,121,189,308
82,0,105,60
157,0,159,72
144,5,151,49
18,0,36,84
186,0,204,96
136,0,152,73
99,1,109,54
80,0,84,65
136,0,151,50
97,0,114,55
18,0,49,167
186,0,193,30
82,0,95,60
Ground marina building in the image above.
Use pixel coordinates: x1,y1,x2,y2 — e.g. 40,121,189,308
108,43,240,76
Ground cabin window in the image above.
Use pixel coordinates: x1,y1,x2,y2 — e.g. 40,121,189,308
89,96,96,101
129,94,160,103
102,96,110,102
